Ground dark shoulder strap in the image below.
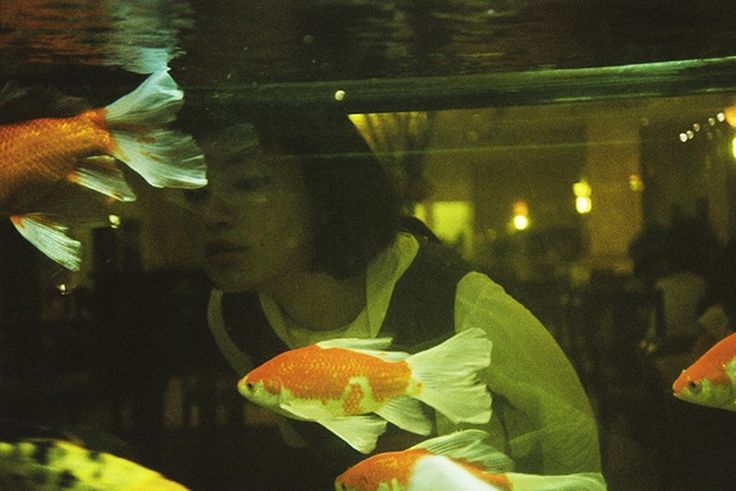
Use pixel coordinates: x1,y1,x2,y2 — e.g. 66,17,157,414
379,238,476,352
220,292,289,367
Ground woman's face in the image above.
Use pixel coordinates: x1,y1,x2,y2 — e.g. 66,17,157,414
188,125,312,293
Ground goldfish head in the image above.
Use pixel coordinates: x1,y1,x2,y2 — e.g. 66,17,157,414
672,369,734,410
237,370,282,409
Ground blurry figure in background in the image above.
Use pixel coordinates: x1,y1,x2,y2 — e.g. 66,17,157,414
183,108,602,488
634,217,719,355
690,238,736,358
652,217,716,354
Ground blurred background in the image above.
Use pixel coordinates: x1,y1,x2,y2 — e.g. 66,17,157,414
2,1,736,489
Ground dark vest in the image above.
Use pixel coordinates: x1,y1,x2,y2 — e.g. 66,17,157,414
219,238,475,482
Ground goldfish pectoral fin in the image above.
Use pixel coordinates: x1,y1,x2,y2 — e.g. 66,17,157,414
316,415,387,454
10,214,81,271
279,400,333,422
104,71,206,190
67,159,137,202
375,397,431,435
414,430,515,473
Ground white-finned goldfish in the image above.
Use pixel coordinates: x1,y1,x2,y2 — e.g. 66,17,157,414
335,430,607,491
334,429,514,491
673,330,736,411
0,70,206,271
237,328,492,453
0,437,188,490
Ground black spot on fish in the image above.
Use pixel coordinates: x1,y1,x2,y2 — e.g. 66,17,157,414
87,449,102,461
31,440,55,465
58,470,78,489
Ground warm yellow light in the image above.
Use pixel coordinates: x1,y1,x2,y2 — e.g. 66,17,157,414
513,214,529,230
432,201,473,241
108,214,121,229
572,180,592,198
512,200,528,217
732,136,736,159
576,196,592,214
629,174,644,191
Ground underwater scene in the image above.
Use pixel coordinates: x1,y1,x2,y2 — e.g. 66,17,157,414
2,0,736,489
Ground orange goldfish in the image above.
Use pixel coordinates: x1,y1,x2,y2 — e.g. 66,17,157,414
237,328,492,453
334,430,514,491
0,70,206,270
673,331,736,411
335,430,607,491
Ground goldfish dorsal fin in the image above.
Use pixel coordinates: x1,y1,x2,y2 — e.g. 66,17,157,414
316,337,409,362
10,214,81,271
412,430,515,473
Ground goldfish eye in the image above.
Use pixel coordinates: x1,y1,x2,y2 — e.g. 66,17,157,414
688,381,701,394
246,382,255,391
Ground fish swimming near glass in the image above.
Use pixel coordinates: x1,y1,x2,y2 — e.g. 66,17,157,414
237,328,492,453
0,437,188,490
334,429,514,491
335,430,607,491
673,330,736,411
0,70,206,271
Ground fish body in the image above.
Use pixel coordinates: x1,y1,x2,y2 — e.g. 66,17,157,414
0,70,206,270
672,331,736,411
334,430,514,491
238,328,492,453
0,437,188,490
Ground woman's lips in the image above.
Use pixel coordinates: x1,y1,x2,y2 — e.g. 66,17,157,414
204,241,247,260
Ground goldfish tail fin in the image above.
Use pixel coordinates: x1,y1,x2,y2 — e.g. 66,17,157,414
375,396,432,435
317,415,387,454
412,430,515,473
407,328,492,424
11,215,81,271
66,156,137,202
104,71,206,189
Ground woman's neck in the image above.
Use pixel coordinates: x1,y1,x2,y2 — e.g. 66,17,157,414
262,270,367,331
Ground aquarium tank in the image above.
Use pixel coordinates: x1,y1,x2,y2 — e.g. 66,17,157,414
1,1,736,490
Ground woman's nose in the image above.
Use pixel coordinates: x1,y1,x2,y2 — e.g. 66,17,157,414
188,189,232,231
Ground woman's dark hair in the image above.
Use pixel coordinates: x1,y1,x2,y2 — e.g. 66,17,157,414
250,108,402,279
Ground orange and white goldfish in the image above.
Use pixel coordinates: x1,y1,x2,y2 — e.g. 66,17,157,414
0,70,206,270
335,430,607,491
0,437,188,490
673,331,736,411
334,430,514,491
237,328,492,453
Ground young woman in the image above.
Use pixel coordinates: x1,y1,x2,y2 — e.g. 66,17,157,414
184,108,602,485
